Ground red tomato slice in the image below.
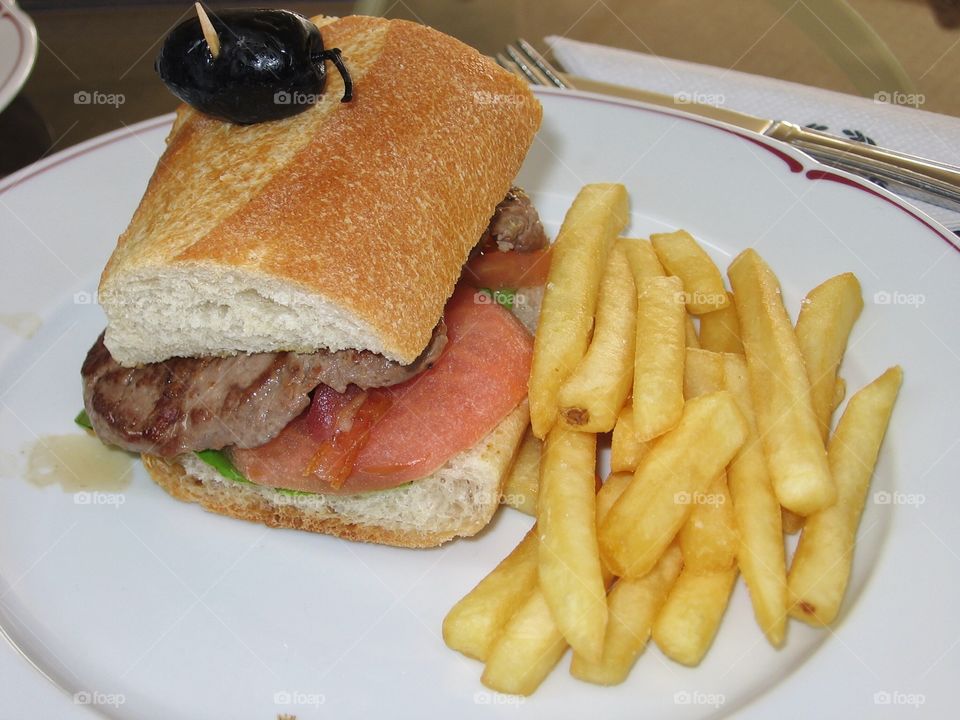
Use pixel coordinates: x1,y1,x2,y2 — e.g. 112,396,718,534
230,286,533,494
463,247,551,289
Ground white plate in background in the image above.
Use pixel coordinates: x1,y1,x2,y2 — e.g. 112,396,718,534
0,88,957,718
0,1,37,113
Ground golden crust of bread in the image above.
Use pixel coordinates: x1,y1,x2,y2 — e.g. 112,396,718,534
100,16,542,363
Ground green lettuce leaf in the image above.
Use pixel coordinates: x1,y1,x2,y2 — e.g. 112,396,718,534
195,449,249,484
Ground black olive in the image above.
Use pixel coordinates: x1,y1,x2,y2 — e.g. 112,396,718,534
155,8,353,125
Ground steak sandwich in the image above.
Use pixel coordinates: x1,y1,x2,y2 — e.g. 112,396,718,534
80,14,546,547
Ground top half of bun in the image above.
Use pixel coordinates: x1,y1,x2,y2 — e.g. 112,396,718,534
98,15,542,367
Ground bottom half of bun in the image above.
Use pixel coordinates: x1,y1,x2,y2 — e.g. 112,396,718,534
142,401,529,548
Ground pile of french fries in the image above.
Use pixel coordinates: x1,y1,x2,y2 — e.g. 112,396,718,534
443,183,902,695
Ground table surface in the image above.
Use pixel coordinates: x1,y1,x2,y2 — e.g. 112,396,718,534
3,0,960,177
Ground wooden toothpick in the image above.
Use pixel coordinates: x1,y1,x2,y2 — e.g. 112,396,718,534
195,3,220,59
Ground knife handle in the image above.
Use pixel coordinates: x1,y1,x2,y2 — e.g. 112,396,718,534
768,121,960,214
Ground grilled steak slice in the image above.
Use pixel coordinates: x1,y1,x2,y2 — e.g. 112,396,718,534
319,321,445,392
81,324,446,457
477,186,548,253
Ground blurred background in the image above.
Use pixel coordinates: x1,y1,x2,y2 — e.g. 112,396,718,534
2,0,959,176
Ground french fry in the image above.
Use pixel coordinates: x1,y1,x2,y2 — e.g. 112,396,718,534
795,273,864,441
728,249,835,516
619,240,670,448
685,316,700,349
699,292,744,354
595,472,632,530
620,240,672,449
571,545,683,685
619,237,665,279
502,428,540,516
632,276,686,441
650,230,730,314
788,366,902,626
781,508,804,535
678,473,737,572
594,471,638,583
610,405,648,473
481,588,567,695
442,529,539,661
529,184,629,438
599,391,748,578
538,428,607,662
722,353,788,646
680,348,737,572
833,377,847,412
652,566,738,665
558,244,636,432
684,348,725,399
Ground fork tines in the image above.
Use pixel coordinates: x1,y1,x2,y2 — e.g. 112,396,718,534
497,39,571,89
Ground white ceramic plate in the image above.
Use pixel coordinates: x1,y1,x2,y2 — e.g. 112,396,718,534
0,1,37,113
1,87,958,719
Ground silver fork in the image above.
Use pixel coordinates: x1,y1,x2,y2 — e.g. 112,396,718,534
497,39,572,89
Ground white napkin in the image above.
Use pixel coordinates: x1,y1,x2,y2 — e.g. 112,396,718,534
548,36,960,232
